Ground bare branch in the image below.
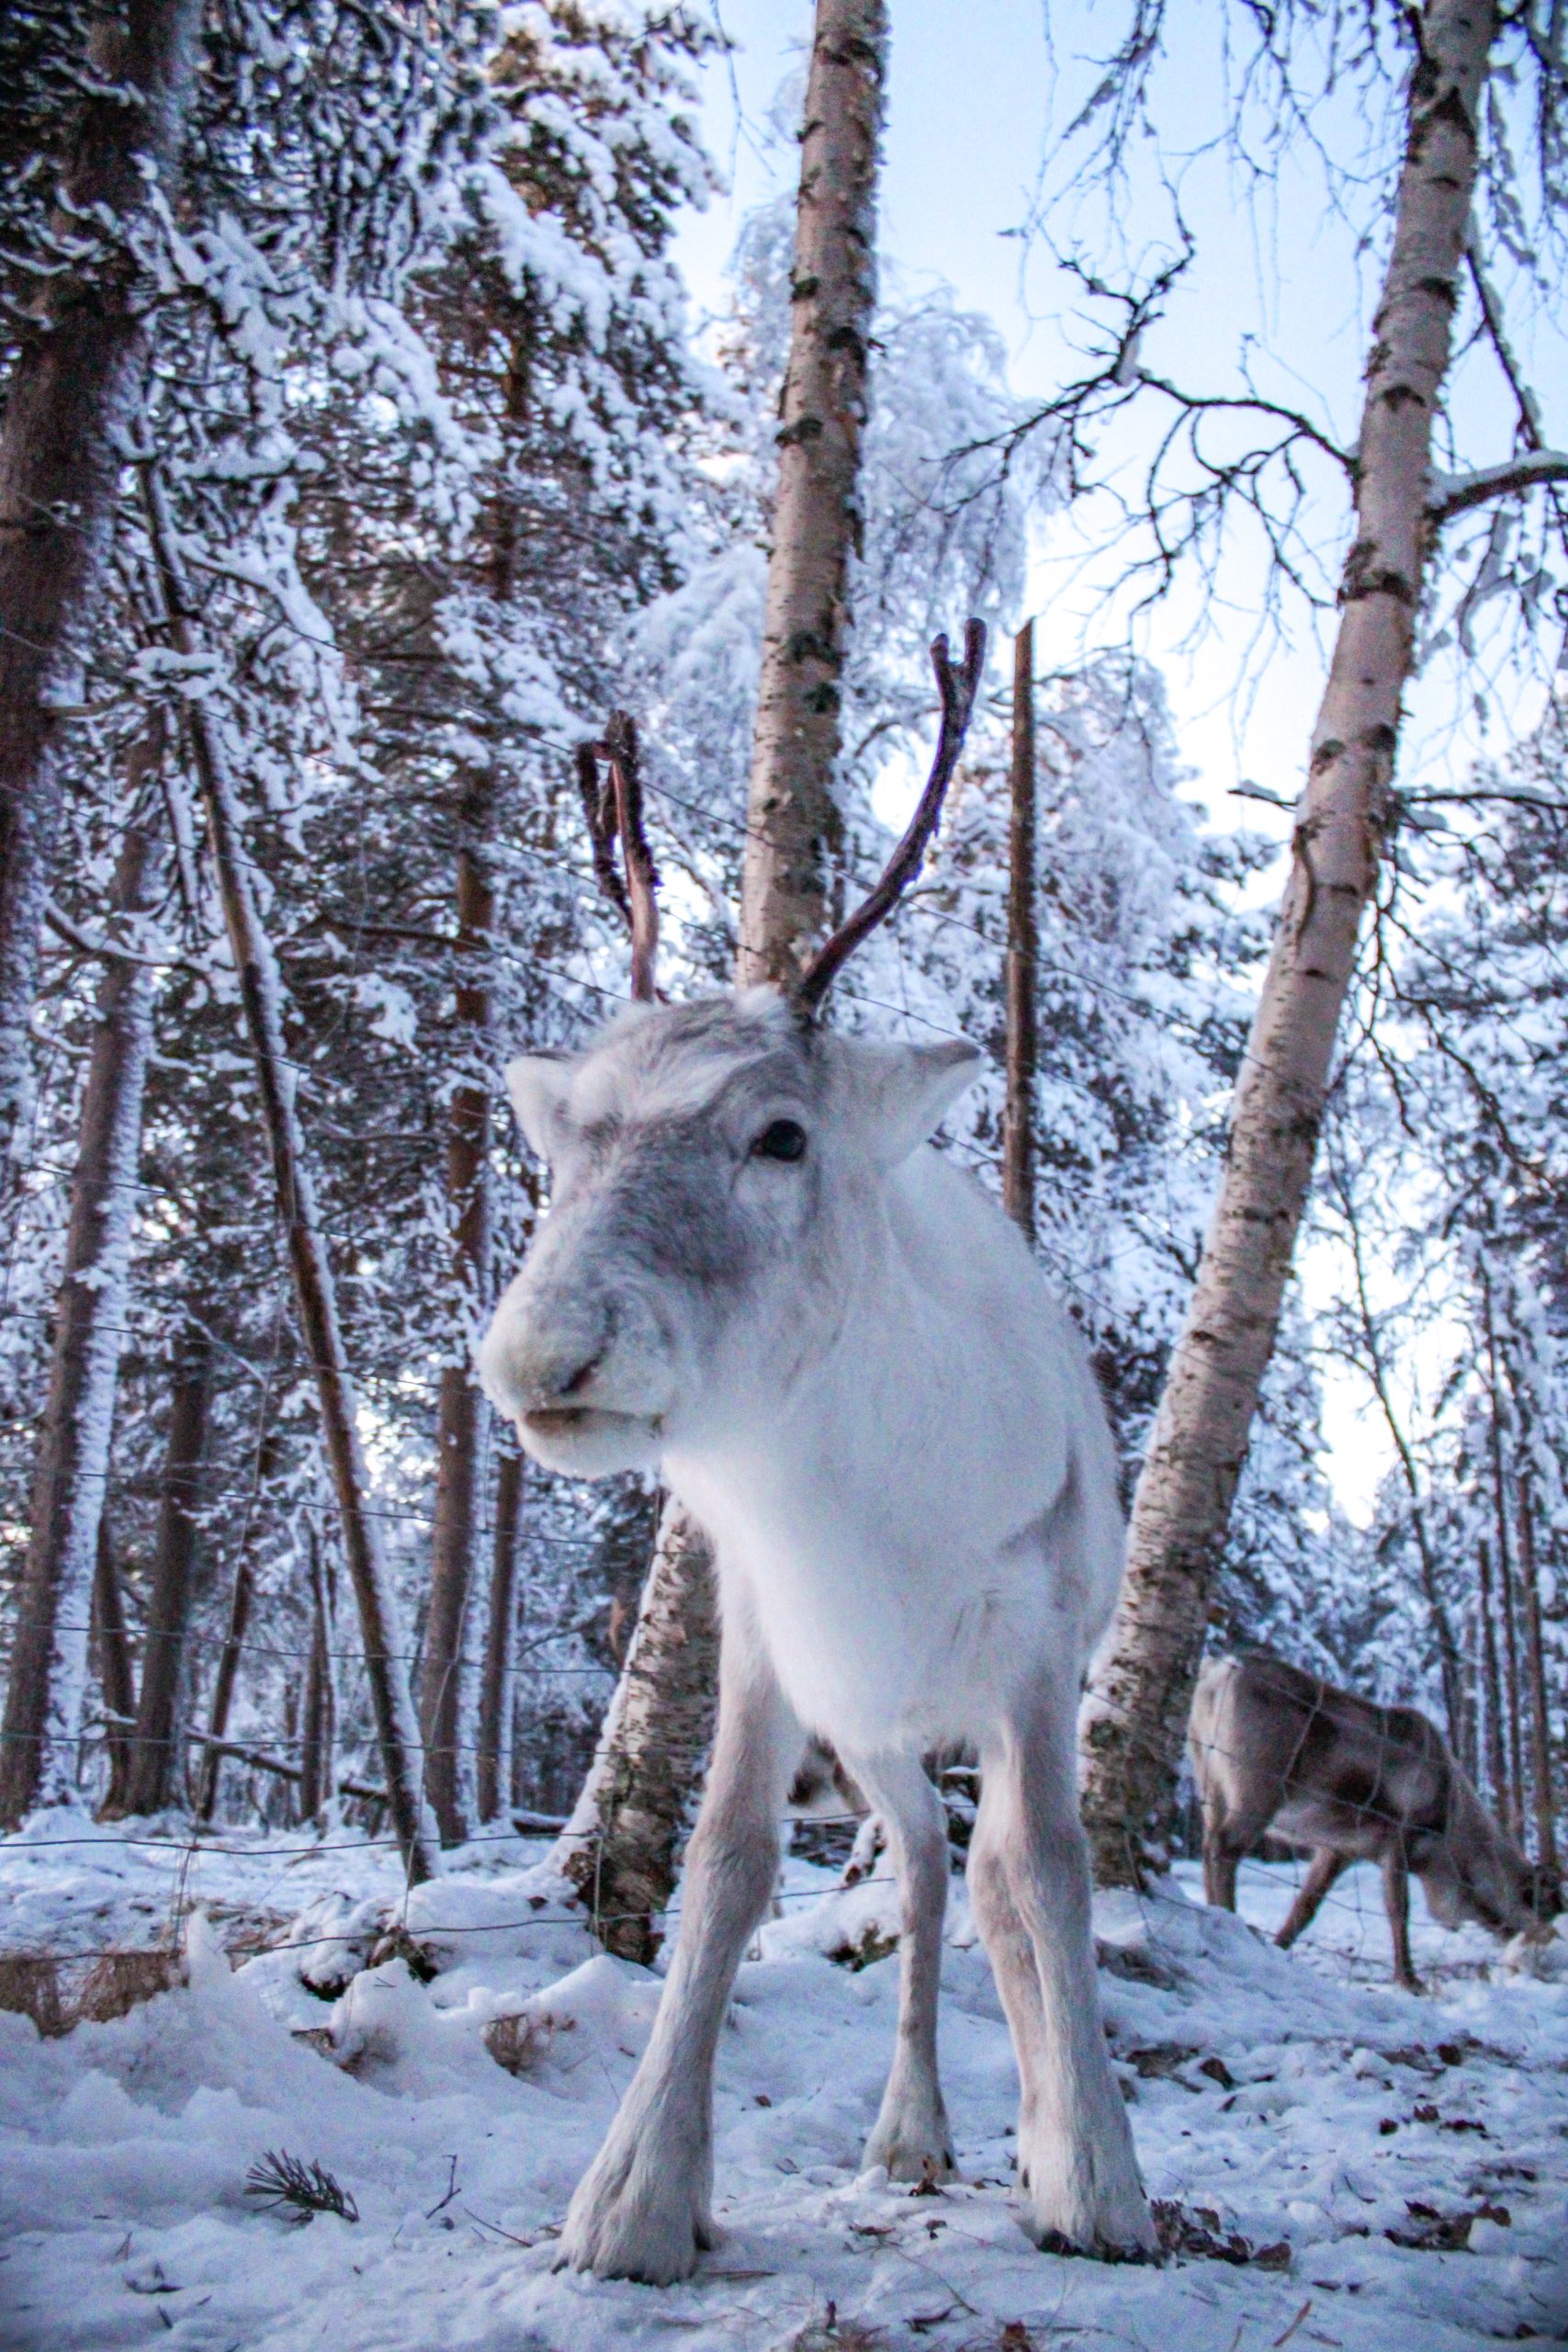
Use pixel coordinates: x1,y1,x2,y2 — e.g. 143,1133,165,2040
795,619,987,1014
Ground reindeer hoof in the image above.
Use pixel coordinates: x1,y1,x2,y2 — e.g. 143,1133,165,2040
558,2140,716,2285
1018,2125,1156,2263
863,2092,957,2186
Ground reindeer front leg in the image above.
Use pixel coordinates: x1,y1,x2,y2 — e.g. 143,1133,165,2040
1382,1841,1421,1993
847,1749,954,2184
559,1600,800,2284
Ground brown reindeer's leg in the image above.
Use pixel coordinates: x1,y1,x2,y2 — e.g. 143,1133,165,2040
1203,1833,1241,1912
1382,1844,1421,1992
1274,1848,1347,1951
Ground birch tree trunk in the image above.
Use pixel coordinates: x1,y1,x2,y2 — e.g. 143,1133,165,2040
1079,0,1499,1885
553,1510,720,1963
736,0,887,988
0,0,201,1194
548,0,888,1955
115,1321,212,1816
476,1440,525,1825
142,473,436,1883
0,788,163,1825
421,777,495,1844
1003,619,1038,1240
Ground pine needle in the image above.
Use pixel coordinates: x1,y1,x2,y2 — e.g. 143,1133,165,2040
244,2149,359,2225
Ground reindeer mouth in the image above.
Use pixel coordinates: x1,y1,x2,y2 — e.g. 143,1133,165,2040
521,1404,661,1447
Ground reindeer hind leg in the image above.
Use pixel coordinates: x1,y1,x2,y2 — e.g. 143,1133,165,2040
1274,1846,1348,1953
979,1698,1155,2258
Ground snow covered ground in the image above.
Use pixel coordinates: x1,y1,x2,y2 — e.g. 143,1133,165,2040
2,1812,1565,2350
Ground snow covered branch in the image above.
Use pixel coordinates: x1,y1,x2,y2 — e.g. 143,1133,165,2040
1427,450,1568,527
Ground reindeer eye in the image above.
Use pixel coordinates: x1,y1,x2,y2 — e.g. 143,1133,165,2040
750,1118,807,1164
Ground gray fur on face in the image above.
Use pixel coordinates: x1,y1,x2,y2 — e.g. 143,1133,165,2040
542,996,827,1286
479,991,855,1475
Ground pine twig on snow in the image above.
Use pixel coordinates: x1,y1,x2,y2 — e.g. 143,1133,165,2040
244,2150,359,2225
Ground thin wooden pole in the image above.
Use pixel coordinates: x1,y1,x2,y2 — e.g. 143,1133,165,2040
423,773,495,1845
1516,1474,1559,1876
141,469,435,1884
1483,1280,1527,1839
1478,1535,1509,1828
117,1319,213,1815
92,1520,136,1815
477,1442,525,1824
194,1544,254,1824
1002,619,1038,1242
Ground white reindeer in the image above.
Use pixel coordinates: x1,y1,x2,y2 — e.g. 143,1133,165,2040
478,639,1154,2282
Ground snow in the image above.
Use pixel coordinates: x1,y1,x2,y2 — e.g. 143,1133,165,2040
3,1819,1566,2350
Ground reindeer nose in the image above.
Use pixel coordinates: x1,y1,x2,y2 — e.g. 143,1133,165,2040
555,1350,603,1400
516,1306,614,1410
476,1287,613,1419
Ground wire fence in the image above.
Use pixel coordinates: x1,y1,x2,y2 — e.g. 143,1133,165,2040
3,716,1557,2016
0,1657,1543,2007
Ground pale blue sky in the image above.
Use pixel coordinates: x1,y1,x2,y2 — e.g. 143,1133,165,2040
672,0,1566,836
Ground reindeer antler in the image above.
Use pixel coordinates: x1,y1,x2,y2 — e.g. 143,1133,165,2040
577,710,660,1002
795,618,987,1016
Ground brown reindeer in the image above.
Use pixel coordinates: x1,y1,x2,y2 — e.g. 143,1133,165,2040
1190,1652,1559,1990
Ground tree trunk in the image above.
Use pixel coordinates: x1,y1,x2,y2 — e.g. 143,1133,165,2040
1483,1287,1527,1839
115,1321,212,1815
1515,1475,1559,1876
1003,619,1038,1240
141,471,436,1883
0,784,163,1825
193,1539,255,1825
1079,0,1499,1885
92,1519,136,1815
1478,1536,1510,1829
551,1508,720,1962
1334,1156,1464,1743
735,0,888,988
552,0,889,1949
477,1439,525,1825
299,1527,336,1823
0,0,202,1193
190,1415,276,1823
1462,1597,1481,1782
421,776,495,1845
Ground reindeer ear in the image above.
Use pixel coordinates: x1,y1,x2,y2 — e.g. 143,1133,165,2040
842,1039,983,1170
505,1056,576,1160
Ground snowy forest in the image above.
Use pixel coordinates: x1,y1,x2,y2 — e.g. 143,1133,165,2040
3,0,1568,2347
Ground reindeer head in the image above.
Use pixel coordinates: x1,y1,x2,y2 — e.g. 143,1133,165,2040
478,995,977,1475
478,627,986,1480
1415,1771,1557,1939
